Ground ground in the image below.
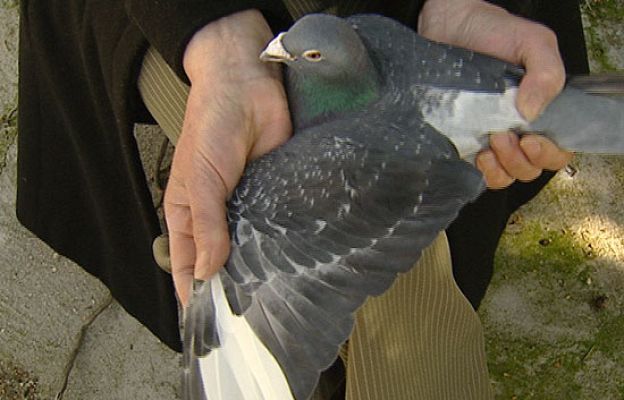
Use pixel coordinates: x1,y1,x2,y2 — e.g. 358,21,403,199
479,1,624,398
0,1,622,399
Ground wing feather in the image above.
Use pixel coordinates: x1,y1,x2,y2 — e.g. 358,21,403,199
184,64,486,400
347,14,522,92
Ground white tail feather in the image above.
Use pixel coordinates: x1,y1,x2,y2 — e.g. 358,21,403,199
199,276,294,399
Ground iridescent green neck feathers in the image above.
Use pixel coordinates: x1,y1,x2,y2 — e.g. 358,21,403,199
287,58,381,129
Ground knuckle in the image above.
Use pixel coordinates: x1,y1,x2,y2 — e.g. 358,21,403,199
486,167,513,189
547,151,573,171
500,149,527,171
489,134,515,156
534,67,565,90
517,169,542,182
523,22,558,49
498,149,541,182
522,25,565,88
537,25,558,47
542,68,564,90
488,176,514,190
530,138,571,169
507,155,540,180
475,151,497,175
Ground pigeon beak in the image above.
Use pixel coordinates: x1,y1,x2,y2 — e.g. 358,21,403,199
260,32,296,63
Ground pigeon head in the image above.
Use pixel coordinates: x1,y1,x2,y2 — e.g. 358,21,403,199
261,14,381,129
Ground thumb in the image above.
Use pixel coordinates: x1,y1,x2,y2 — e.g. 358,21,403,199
164,150,232,307
515,30,565,121
188,164,232,283
164,175,195,307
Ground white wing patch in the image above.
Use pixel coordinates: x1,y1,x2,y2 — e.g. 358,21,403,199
199,276,294,399
421,87,529,160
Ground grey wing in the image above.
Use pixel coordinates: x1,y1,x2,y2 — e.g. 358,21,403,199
348,15,624,158
346,15,532,160
347,14,524,92
529,84,624,154
185,117,486,400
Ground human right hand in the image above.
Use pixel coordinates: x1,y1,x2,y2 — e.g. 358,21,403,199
418,0,573,188
165,10,292,306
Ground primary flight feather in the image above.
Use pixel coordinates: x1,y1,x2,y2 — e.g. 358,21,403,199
182,14,624,400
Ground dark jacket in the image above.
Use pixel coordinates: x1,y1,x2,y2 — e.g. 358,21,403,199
17,0,588,351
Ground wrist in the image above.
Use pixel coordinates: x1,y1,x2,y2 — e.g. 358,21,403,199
183,9,277,85
419,0,507,44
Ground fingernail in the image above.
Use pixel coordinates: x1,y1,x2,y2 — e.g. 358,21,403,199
521,136,541,159
520,93,546,121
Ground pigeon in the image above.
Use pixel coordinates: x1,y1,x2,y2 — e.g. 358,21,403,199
181,13,624,400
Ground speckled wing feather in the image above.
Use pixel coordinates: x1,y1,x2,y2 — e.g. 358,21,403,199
346,14,524,92
349,15,624,156
340,14,531,160
183,103,485,400
182,13,624,400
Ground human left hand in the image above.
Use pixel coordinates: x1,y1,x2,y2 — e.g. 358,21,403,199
165,10,291,305
418,0,573,188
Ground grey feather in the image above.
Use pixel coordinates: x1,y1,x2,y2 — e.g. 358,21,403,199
182,280,214,400
530,87,624,154
567,74,624,96
184,111,484,400
347,14,624,159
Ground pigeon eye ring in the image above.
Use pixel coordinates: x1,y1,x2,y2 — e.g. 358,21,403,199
303,50,323,62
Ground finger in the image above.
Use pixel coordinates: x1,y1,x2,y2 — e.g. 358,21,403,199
490,132,542,182
476,149,515,189
519,134,574,171
170,229,196,307
187,160,232,282
514,27,565,121
164,190,196,306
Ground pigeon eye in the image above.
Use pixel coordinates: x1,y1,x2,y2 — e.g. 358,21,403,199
303,50,323,62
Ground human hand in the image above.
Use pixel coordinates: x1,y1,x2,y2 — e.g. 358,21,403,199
165,10,292,305
418,0,573,188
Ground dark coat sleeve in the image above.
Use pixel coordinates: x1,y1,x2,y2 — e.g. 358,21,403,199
16,0,292,352
17,0,182,351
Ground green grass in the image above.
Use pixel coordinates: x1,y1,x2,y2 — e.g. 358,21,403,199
481,219,624,398
0,0,18,9
480,2,624,396
486,336,583,399
581,0,624,72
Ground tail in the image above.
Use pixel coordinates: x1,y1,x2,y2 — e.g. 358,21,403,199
530,74,624,155
566,74,624,97
183,275,294,400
